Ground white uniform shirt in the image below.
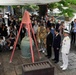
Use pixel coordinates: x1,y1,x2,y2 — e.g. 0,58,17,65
33,25,38,34
61,36,71,54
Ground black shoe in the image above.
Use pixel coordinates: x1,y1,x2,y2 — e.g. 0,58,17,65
48,57,51,59
48,56,51,59
52,59,55,61
45,55,48,57
54,61,58,63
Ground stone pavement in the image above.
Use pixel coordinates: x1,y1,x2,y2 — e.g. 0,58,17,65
41,44,76,75
58,45,76,70
53,52,76,75
50,44,76,75
55,69,76,75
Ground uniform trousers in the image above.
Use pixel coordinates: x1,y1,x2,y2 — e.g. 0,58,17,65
62,53,69,69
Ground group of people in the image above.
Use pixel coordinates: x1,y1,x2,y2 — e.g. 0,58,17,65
71,19,76,44
0,13,75,70
31,15,72,71
45,26,70,70
0,14,22,52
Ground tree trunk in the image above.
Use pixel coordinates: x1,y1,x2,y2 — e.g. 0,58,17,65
39,4,47,17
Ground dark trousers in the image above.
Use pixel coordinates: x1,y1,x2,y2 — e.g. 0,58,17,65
47,45,52,58
20,33,25,41
53,48,59,62
71,32,76,44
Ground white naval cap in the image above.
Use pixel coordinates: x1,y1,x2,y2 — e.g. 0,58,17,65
64,29,70,34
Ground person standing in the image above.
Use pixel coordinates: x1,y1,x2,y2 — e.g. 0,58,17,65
46,27,53,58
60,29,71,70
52,29,61,63
50,25,55,40
38,24,46,53
55,20,61,30
59,21,65,36
70,21,74,44
33,20,38,42
71,19,76,44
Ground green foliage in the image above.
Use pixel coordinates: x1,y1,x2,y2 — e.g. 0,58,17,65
48,0,75,18
23,5,32,12
48,3,59,9
30,5,39,10
58,0,75,17
59,0,69,6
60,8,74,17
48,0,70,9
12,5,23,8
66,0,76,5
12,5,38,12
57,4,63,11
0,6,5,8
22,5,38,12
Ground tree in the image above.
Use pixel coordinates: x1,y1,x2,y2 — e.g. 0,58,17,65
58,0,75,18
39,5,47,17
48,0,75,18
66,0,76,5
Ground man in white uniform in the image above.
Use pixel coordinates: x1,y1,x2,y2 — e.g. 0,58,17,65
60,29,71,70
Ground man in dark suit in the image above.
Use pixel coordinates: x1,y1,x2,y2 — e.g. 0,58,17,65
55,20,61,30
46,27,53,58
52,29,61,63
